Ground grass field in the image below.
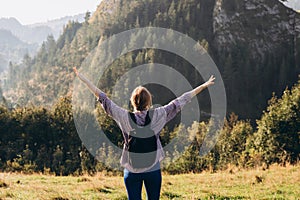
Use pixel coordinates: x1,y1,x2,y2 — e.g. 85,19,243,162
0,164,299,200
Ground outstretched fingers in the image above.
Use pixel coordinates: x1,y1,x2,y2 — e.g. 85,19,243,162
206,75,215,86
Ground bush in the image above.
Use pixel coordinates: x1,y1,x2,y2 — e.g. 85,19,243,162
253,79,300,166
215,113,253,169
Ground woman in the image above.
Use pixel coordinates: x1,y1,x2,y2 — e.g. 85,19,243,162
73,67,215,200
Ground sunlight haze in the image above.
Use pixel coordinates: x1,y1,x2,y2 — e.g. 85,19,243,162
0,0,102,25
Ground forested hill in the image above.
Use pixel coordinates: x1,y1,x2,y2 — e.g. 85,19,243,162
3,0,300,121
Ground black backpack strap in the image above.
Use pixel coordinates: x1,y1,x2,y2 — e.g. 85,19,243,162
144,110,152,126
128,110,153,127
128,112,137,127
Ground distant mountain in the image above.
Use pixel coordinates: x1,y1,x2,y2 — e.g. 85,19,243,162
0,29,37,72
0,14,86,72
28,13,85,40
0,54,7,72
0,14,85,45
0,17,51,44
0,28,25,46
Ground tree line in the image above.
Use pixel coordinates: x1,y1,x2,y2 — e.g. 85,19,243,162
0,78,299,175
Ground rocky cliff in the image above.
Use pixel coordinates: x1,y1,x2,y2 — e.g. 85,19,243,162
210,0,300,119
213,0,300,58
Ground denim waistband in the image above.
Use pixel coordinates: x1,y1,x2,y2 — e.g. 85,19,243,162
124,162,160,174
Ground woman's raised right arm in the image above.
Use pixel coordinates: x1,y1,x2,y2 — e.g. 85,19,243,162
190,75,215,97
161,75,215,123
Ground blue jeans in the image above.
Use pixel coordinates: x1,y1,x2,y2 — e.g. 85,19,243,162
124,163,162,200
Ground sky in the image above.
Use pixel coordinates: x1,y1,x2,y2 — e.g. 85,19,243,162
0,0,102,25
0,1,298,25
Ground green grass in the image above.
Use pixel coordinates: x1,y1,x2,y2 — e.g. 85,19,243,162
0,164,299,199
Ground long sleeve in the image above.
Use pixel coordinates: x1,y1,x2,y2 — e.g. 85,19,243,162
149,91,193,133
77,72,131,131
97,92,130,130
163,91,193,122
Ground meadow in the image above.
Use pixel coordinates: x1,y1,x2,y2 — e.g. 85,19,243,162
0,164,299,200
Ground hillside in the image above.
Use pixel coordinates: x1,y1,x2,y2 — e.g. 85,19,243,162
212,0,300,118
28,13,86,40
0,29,37,72
0,18,52,44
2,0,300,121
0,29,26,46
0,15,86,78
0,15,85,44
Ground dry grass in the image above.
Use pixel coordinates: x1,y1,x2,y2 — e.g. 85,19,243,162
162,164,300,199
0,164,299,199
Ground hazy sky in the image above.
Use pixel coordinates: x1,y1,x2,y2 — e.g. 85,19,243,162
0,0,102,25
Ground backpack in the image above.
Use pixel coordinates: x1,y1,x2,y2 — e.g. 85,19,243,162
125,110,157,169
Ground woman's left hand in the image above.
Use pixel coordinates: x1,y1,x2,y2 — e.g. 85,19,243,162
73,67,79,76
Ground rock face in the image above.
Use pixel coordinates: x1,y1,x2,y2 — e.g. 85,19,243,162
213,0,300,58
209,0,300,119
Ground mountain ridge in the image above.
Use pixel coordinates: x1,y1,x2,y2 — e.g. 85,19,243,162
0,14,86,73
0,17,52,44
0,29,37,72
2,0,300,121
213,0,300,57
0,14,86,44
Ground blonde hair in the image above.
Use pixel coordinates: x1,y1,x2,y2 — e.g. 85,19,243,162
130,86,152,111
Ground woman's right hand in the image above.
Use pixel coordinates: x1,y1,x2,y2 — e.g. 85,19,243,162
202,75,215,88
191,75,215,97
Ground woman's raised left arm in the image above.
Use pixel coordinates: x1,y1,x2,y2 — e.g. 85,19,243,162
73,67,129,129
73,67,102,97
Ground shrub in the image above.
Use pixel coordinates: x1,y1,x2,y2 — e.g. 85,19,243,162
253,79,300,166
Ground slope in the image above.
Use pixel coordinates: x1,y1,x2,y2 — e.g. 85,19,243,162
3,0,300,122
